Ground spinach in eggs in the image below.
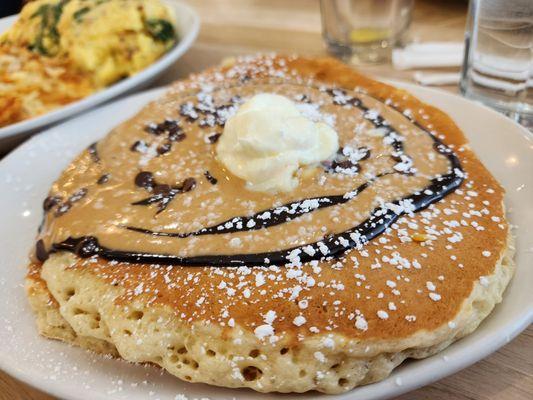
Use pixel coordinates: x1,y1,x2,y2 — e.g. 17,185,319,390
145,18,176,43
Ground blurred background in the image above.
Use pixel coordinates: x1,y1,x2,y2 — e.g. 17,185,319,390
1,0,471,88
1,1,530,128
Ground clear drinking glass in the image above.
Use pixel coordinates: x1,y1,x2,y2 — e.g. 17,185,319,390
460,0,533,128
320,0,414,65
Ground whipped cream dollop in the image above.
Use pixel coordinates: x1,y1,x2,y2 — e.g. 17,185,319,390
216,93,339,193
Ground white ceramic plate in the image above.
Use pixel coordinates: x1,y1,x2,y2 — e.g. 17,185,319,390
0,1,199,151
0,84,531,400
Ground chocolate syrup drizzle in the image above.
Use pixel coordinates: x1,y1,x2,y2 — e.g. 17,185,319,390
124,176,386,238
42,84,464,267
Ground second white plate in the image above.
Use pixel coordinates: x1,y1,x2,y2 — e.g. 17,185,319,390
0,1,199,151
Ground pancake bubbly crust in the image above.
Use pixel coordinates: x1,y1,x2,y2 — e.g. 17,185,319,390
26,55,514,394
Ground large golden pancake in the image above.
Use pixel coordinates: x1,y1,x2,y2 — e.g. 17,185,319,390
26,55,514,394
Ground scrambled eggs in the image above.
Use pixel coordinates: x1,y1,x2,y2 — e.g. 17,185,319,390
2,0,177,87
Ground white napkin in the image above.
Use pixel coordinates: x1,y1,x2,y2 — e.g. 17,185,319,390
414,69,532,90
392,42,464,70
413,71,460,86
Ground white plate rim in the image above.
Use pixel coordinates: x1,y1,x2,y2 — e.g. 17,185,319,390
0,84,531,400
0,1,199,142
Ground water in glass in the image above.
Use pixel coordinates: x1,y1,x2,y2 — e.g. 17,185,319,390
460,0,533,128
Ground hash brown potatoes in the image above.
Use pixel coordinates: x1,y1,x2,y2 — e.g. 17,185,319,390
0,0,178,127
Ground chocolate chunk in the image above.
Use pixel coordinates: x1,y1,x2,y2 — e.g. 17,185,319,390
97,174,110,185
130,140,147,152
326,88,349,105
163,119,178,130
348,97,362,107
169,125,179,133
214,105,233,126
43,195,61,211
153,184,171,195
391,152,403,162
358,147,371,160
296,94,311,103
335,160,358,170
207,133,221,143
132,186,177,213
322,158,361,174
204,171,218,185
321,160,333,169
132,176,196,215
35,239,48,262
146,120,183,143
392,153,416,175
54,188,88,216
135,171,154,189
397,169,416,176
75,236,100,258
168,130,186,142
326,88,363,108
87,142,100,162
181,177,196,192
69,188,88,203
144,123,163,135
157,143,171,155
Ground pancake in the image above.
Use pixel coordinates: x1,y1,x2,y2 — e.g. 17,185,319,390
26,55,514,394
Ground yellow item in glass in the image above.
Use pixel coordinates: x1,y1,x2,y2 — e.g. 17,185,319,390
349,28,390,44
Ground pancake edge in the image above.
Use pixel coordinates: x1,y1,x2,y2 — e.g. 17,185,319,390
25,228,514,394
